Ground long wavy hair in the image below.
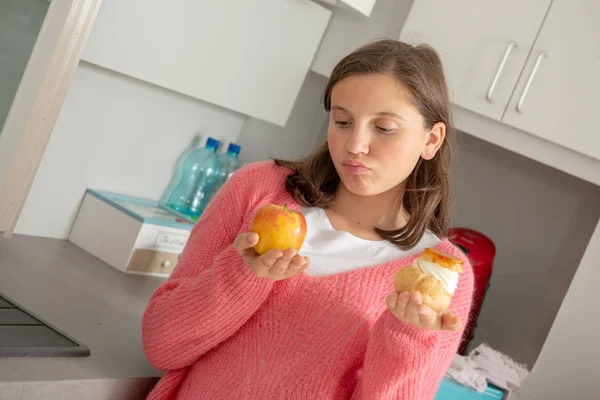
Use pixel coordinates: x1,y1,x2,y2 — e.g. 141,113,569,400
275,39,454,250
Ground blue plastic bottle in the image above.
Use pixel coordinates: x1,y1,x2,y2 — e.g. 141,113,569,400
160,135,201,204
204,143,242,206
216,143,241,188
165,137,221,219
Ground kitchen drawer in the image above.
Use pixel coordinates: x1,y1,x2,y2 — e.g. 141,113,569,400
127,249,179,275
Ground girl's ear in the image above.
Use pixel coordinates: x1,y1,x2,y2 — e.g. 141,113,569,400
422,122,446,160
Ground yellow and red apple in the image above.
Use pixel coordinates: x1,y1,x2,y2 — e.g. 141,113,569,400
250,203,307,255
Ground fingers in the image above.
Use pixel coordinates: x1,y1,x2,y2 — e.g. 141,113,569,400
233,232,259,254
234,232,308,281
386,291,399,310
390,291,458,331
441,312,462,331
418,304,438,328
269,249,310,279
256,249,284,269
405,291,422,322
284,254,309,277
394,292,410,317
270,248,296,274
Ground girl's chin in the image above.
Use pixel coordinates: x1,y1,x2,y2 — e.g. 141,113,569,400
340,176,374,197
339,174,403,198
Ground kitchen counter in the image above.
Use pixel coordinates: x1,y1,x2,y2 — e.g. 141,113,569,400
0,235,166,399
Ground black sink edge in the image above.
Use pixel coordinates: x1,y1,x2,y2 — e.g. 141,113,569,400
0,345,90,357
0,294,90,358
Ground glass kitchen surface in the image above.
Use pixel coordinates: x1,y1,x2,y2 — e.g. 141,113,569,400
87,189,195,229
112,199,177,220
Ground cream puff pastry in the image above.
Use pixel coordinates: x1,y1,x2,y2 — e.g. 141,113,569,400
394,248,464,313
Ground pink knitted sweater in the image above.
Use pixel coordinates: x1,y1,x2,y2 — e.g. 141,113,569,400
142,161,474,400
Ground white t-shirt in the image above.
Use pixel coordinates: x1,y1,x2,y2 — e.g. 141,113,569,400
300,207,441,277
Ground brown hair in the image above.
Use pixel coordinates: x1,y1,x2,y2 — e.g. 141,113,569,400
275,39,454,250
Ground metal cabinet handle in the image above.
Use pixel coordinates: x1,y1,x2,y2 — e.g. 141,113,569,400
517,51,547,113
487,42,517,103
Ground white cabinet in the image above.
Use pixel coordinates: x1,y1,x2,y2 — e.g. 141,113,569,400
399,0,551,121
502,0,600,161
399,0,600,171
316,0,377,17
81,0,331,127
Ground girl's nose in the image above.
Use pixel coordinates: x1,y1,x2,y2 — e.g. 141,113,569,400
345,125,370,155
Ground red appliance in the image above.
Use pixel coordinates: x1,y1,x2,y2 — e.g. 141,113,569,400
448,227,496,355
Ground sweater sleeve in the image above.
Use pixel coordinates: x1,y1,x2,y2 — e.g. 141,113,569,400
352,251,474,400
141,165,275,371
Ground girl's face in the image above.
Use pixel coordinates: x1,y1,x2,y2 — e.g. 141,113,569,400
327,73,446,197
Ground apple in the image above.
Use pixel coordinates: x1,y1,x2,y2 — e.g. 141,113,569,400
250,203,307,255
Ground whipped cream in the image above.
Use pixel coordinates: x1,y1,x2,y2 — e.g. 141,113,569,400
415,258,459,294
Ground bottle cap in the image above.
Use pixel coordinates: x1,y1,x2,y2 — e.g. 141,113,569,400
206,137,220,150
227,143,241,156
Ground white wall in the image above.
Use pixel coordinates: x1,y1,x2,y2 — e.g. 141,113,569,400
453,133,600,368
15,62,245,239
516,219,600,399
237,72,329,164
311,0,414,77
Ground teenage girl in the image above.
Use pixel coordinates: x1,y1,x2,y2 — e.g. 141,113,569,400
142,39,474,400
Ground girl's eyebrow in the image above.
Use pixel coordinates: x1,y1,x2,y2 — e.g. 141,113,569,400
331,105,407,122
375,111,407,121
331,105,407,121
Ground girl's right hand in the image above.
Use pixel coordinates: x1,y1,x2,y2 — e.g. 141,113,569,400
234,232,309,281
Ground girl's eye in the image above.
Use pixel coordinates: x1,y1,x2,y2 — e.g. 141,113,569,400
376,126,395,134
335,121,351,127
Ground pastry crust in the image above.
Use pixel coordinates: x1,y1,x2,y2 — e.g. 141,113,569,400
393,248,463,313
394,266,452,313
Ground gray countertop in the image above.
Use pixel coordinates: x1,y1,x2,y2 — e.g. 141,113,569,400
0,234,165,383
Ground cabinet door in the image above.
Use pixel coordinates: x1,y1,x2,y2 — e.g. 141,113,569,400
399,0,551,121
81,0,331,127
502,0,600,161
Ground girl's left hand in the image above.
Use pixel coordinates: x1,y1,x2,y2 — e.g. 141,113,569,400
386,291,461,331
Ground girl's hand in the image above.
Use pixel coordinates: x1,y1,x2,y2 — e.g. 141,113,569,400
234,232,310,281
386,291,462,331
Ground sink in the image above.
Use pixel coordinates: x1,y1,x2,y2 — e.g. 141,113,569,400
0,295,90,357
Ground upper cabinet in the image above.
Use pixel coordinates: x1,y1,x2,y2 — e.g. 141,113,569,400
399,0,552,122
315,0,377,17
502,0,600,161
81,0,331,127
399,0,600,164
